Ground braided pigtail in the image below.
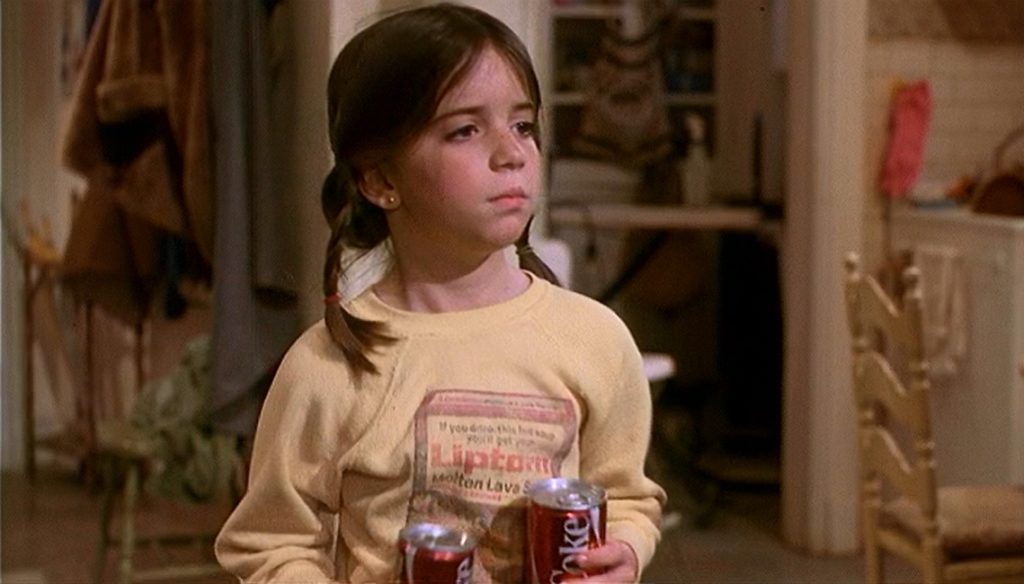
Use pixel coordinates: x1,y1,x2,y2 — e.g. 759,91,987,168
515,217,562,287
322,165,394,377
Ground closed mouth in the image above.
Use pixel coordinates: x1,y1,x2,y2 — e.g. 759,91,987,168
490,188,528,202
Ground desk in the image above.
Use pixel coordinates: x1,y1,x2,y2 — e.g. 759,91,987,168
551,203,783,522
548,203,771,302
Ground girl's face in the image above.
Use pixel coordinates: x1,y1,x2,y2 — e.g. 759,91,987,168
378,46,540,260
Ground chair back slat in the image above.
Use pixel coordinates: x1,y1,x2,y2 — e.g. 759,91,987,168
862,426,935,515
856,351,930,435
857,274,924,358
844,253,938,522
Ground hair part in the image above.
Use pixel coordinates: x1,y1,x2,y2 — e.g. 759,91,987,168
321,3,559,376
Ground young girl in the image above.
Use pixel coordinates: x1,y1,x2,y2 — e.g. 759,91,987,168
214,4,665,582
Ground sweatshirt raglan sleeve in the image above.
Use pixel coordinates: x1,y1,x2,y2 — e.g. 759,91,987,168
215,332,348,583
577,315,667,580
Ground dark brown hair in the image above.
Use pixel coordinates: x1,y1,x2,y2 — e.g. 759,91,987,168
322,3,560,376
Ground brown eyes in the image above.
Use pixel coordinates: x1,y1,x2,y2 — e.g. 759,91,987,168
514,121,536,137
446,125,479,140
444,121,536,142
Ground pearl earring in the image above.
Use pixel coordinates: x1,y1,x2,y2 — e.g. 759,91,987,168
385,196,397,207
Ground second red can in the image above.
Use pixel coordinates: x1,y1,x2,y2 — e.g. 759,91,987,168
398,522,476,584
525,477,607,584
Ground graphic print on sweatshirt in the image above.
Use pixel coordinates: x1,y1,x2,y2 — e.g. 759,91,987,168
408,389,577,584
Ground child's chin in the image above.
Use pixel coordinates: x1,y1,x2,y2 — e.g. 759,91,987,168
493,216,532,242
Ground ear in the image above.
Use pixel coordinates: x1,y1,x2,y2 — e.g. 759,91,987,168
357,165,400,210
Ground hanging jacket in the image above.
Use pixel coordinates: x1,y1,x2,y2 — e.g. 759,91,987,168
61,0,213,322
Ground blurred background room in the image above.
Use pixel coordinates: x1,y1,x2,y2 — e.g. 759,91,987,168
2,1,1023,582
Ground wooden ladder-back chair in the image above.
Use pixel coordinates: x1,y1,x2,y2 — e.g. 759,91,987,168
12,201,228,583
15,202,96,479
843,252,1024,584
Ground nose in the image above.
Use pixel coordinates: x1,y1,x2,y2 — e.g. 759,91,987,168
490,130,527,171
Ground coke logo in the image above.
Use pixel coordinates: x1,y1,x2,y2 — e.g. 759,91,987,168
455,556,472,584
548,514,590,583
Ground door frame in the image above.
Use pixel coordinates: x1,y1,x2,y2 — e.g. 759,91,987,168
780,0,866,553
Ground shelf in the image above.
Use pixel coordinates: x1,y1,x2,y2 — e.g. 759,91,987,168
549,1,718,160
549,203,762,231
551,92,716,107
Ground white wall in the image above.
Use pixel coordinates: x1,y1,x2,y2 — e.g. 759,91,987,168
1,0,83,470
862,39,1024,273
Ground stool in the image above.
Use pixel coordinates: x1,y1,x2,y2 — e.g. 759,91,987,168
93,419,224,584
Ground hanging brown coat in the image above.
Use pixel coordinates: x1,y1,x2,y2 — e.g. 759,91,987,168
61,0,212,323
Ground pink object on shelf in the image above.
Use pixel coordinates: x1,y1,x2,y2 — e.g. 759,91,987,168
880,80,933,199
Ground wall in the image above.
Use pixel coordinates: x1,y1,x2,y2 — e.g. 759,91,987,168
715,0,774,200
2,0,83,469
862,11,1024,272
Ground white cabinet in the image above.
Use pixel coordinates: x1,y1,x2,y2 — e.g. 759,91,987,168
892,206,1024,485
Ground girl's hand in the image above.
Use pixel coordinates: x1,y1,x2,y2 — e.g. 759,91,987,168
568,539,638,583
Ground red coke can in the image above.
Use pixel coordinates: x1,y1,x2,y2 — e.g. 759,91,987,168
526,477,607,584
398,523,476,584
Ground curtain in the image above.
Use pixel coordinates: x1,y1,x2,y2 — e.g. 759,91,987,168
208,0,300,437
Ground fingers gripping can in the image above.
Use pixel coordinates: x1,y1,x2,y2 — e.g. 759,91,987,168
526,477,607,584
398,523,476,584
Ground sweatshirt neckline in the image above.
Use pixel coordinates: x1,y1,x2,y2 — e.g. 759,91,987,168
350,271,548,337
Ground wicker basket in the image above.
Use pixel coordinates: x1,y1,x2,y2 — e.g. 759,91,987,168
971,125,1024,217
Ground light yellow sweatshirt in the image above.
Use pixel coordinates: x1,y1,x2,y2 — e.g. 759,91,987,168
215,274,665,583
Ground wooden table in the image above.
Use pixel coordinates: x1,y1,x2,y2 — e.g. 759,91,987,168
548,203,764,232
548,203,774,302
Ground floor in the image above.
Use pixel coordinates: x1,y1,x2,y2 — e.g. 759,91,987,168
640,435,918,584
1,464,234,584
1,457,920,584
